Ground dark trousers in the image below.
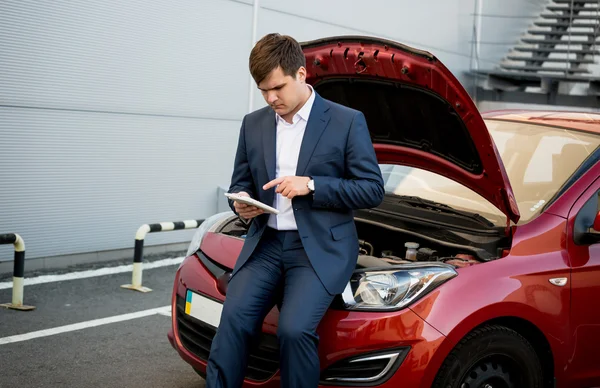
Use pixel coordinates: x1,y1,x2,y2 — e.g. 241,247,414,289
205,227,334,388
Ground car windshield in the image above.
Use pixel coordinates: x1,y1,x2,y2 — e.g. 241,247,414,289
381,119,600,226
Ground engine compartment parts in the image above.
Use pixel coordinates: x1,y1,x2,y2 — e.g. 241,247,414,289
416,247,436,261
404,242,419,261
441,254,479,268
357,238,484,270
359,240,375,256
353,212,508,262
381,256,412,265
357,255,392,268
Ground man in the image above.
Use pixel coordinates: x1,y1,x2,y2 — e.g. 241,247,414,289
206,33,384,388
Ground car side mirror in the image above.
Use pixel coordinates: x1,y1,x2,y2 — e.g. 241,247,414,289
574,208,600,245
579,211,600,245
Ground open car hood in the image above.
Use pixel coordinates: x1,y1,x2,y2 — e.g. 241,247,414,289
301,36,520,224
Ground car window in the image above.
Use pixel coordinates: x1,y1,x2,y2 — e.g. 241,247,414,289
524,137,592,184
574,188,600,245
592,190,600,236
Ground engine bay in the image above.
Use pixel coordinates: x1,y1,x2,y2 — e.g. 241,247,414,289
217,212,510,270
355,229,481,270
356,221,487,268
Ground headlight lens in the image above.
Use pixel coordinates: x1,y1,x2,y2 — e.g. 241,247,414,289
341,264,457,311
185,211,233,257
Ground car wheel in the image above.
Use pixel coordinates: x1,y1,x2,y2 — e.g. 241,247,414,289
432,325,544,388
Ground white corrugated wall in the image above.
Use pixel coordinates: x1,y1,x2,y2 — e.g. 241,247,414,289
0,0,252,261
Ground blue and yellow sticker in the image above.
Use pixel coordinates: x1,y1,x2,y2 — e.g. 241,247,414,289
185,290,192,314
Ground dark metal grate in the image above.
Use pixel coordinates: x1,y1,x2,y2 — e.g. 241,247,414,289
175,295,280,381
323,358,390,379
319,348,409,386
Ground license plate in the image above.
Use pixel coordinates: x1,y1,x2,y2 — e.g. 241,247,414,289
185,290,223,328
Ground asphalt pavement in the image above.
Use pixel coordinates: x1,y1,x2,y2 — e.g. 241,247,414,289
0,257,205,388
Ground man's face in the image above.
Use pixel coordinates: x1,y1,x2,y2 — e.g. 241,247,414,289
258,66,307,118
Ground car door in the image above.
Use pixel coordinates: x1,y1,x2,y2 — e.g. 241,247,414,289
566,175,600,387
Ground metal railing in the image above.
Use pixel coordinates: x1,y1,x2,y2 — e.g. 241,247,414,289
121,220,204,293
0,233,35,311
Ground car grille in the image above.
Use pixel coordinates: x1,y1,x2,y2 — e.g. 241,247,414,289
175,295,280,381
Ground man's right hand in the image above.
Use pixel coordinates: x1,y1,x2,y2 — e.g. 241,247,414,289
232,191,264,220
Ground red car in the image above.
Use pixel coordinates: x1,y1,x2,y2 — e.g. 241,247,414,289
168,36,600,388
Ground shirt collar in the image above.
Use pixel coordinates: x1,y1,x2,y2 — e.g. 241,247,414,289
276,84,315,125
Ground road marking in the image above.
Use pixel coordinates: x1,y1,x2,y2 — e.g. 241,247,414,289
156,308,172,317
0,256,185,290
0,305,171,345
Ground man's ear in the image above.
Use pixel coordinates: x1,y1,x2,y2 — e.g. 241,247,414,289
297,66,307,82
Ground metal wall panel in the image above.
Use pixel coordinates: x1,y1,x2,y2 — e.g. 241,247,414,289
0,0,252,118
0,0,251,261
260,0,473,55
0,107,240,260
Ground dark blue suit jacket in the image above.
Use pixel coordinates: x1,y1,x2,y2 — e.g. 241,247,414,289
227,93,384,295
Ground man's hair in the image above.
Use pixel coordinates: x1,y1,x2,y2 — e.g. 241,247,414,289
249,33,306,85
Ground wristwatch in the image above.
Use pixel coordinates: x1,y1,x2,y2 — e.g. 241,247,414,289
307,178,315,193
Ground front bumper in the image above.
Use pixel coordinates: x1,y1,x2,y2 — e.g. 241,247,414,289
168,254,447,388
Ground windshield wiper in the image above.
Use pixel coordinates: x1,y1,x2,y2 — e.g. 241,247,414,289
388,194,494,227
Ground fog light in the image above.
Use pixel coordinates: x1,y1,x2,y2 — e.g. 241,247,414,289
320,347,409,385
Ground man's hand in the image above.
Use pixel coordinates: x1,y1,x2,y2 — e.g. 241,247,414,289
231,191,264,219
263,176,311,199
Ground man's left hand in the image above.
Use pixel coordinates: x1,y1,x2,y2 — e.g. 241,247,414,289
263,176,311,199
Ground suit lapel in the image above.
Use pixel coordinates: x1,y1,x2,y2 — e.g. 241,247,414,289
262,108,277,183
296,94,331,176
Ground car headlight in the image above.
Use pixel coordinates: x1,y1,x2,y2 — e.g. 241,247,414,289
340,264,457,311
185,211,234,257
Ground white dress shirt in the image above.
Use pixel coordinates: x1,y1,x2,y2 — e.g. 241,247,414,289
267,85,316,230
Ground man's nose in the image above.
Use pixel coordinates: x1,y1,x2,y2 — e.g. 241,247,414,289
266,91,278,105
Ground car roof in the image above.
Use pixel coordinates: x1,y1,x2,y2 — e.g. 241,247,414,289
482,110,600,135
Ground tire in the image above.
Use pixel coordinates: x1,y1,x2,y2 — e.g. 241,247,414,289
432,325,544,388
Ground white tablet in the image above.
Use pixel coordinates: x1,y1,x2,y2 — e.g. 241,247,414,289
224,193,280,215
